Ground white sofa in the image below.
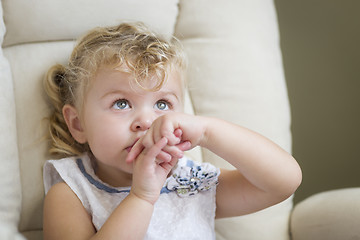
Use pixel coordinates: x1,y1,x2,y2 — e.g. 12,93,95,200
1,1,358,239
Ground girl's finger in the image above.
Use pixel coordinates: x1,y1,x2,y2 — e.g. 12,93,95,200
126,139,144,163
157,120,179,146
144,137,168,160
174,128,182,138
161,145,184,159
176,141,192,152
159,157,179,173
156,150,172,163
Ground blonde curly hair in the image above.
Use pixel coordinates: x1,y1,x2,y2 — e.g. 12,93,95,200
43,22,187,157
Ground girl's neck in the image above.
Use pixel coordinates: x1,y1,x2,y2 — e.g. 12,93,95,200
90,155,133,188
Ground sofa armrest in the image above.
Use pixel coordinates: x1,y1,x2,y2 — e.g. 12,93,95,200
290,188,360,240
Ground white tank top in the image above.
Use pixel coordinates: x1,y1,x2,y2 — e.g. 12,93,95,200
43,154,219,240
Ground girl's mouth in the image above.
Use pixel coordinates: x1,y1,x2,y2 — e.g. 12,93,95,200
126,138,139,153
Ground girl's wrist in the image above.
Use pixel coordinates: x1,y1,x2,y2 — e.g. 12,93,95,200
128,190,158,207
197,116,214,149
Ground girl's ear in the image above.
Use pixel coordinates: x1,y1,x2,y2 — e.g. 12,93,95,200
62,104,87,144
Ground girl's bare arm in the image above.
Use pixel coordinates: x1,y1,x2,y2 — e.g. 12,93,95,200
197,117,302,218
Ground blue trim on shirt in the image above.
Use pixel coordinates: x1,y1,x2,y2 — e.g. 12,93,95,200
76,158,170,194
76,158,129,193
160,187,172,194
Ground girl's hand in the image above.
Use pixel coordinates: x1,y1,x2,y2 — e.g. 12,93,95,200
131,137,177,205
126,113,205,163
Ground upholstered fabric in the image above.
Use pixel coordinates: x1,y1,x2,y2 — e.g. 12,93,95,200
291,188,360,240
1,0,296,239
0,4,24,240
2,0,179,47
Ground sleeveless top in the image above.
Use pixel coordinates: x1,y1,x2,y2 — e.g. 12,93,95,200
43,154,220,240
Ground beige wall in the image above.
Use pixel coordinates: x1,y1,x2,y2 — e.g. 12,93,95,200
274,0,360,203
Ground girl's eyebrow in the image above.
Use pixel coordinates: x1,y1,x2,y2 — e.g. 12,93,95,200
101,89,180,101
156,90,180,101
101,89,129,99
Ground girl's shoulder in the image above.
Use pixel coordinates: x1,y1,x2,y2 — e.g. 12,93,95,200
43,154,89,194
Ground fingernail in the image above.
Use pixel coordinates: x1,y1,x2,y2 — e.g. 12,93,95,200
177,151,184,158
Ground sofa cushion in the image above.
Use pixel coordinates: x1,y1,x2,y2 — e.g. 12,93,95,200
0,4,24,240
291,188,360,240
2,0,179,47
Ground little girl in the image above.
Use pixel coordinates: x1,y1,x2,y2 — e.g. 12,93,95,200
42,22,302,240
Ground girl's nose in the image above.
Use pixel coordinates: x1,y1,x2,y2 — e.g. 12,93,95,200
131,111,154,131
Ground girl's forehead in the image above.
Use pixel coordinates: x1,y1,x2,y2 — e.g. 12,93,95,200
90,65,184,98
98,64,183,87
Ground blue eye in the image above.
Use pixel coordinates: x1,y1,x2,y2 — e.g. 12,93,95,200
113,99,130,110
155,100,170,111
